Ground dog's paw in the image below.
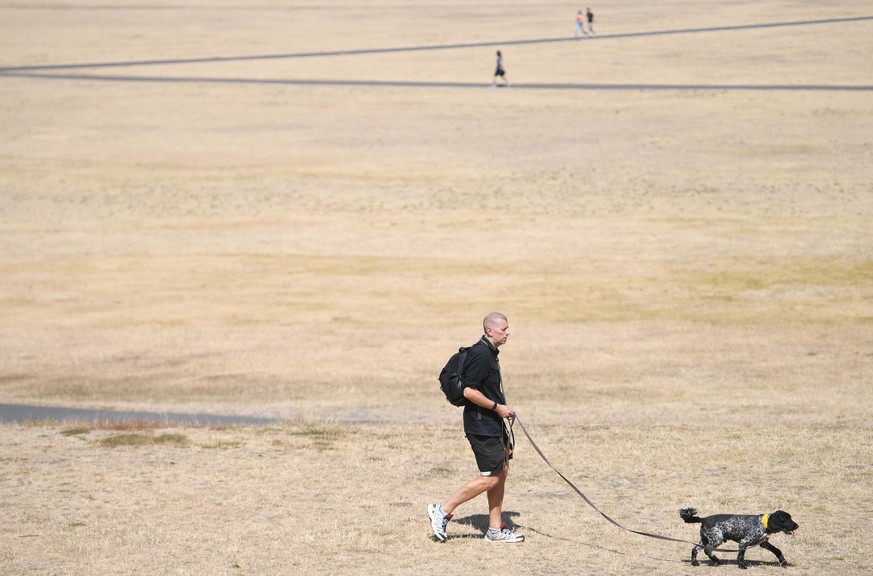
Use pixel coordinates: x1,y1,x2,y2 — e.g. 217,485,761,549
691,560,700,567
738,563,748,570
779,560,790,568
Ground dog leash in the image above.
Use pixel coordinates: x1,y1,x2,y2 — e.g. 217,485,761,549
512,414,706,548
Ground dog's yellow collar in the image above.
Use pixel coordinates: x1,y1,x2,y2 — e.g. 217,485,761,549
762,513,770,531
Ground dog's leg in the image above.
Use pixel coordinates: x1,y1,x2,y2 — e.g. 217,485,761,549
700,532,722,566
691,542,703,566
736,541,750,570
703,545,721,566
760,541,788,567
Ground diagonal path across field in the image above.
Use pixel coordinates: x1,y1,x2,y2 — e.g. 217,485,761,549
0,15,870,73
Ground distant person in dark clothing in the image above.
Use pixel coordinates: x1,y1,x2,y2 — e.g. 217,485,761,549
492,50,510,87
586,7,596,35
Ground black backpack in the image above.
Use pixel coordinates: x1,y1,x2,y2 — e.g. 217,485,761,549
438,346,472,407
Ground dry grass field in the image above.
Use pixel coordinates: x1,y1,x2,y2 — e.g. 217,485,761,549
1,1,872,574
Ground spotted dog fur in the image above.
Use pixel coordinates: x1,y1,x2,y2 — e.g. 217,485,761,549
680,508,799,569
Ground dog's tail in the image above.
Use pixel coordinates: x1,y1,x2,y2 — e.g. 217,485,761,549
679,508,703,523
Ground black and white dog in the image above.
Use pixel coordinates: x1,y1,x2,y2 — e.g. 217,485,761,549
680,508,799,569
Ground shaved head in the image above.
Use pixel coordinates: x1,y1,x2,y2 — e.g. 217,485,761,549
483,312,508,332
483,312,510,348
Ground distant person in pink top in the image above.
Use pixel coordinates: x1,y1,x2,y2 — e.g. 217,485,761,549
574,10,585,38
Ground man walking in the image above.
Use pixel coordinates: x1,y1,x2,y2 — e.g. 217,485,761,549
428,312,524,543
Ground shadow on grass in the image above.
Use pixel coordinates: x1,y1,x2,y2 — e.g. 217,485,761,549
681,559,788,568
0,403,279,426
433,511,522,541
453,511,522,533
518,523,692,564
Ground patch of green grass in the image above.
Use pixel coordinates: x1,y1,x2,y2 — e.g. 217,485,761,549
290,420,345,450
100,433,153,447
294,421,342,439
61,427,91,436
21,418,59,428
99,433,189,448
154,433,189,446
426,466,454,477
200,440,243,449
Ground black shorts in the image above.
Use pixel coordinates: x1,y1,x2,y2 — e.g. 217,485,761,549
467,433,510,476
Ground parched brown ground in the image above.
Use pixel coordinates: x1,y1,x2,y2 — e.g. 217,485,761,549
1,420,871,575
1,1,872,574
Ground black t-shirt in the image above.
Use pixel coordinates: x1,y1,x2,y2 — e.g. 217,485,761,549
462,336,506,437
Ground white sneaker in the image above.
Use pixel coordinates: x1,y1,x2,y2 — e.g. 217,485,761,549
427,504,449,542
485,527,525,542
